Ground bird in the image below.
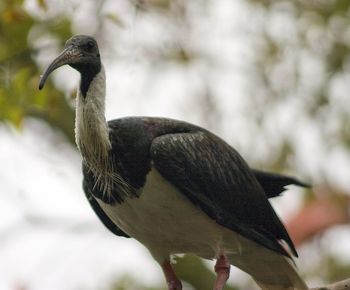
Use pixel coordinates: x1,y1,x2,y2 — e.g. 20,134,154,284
39,35,309,290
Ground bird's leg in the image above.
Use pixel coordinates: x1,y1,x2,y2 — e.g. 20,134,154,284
161,260,182,290
214,254,231,290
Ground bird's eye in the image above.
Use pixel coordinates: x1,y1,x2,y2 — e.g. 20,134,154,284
87,41,94,48
84,41,95,51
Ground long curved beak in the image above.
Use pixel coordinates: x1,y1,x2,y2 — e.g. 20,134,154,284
39,46,81,90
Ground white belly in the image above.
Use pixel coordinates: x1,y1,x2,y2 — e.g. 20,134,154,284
96,168,308,289
96,167,238,261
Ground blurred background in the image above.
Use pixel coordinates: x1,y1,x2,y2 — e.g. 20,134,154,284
1,0,350,289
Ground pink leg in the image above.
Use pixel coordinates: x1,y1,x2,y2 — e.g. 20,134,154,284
214,254,230,290
161,261,182,290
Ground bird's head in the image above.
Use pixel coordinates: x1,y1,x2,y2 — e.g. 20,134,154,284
39,35,101,91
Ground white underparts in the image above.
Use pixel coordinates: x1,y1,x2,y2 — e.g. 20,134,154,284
97,167,226,262
75,66,129,197
97,168,308,290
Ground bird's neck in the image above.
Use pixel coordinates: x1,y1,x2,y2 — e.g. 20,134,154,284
75,65,111,169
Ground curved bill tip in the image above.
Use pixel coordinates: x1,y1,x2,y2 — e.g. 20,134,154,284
38,58,63,90
38,46,77,90
38,60,59,90
38,74,47,90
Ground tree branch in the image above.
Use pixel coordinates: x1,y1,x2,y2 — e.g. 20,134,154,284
311,278,350,290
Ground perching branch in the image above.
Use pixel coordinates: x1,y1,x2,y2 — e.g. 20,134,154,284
285,187,350,290
311,278,350,290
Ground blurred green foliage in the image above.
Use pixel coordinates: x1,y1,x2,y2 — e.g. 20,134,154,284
0,0,75,142
246,0,350,171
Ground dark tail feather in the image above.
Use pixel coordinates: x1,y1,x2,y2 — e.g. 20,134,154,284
253,169,310,199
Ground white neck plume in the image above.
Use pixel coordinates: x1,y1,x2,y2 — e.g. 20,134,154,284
75,65,111,169
74,65,130,197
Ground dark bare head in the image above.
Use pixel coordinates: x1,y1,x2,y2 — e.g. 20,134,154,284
39,35,101,96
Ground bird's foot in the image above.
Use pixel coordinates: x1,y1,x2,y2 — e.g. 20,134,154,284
214,254,230,290
161,260,182,290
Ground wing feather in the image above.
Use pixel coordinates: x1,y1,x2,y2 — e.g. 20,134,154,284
150,131,297,257
253,169,310,199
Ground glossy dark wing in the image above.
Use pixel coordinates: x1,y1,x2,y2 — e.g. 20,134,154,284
83,176,130,238
253,170,310,198
150,131,297,257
